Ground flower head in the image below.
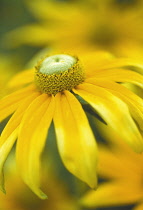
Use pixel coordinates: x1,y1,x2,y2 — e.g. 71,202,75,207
0,51,143,199
35,54,85,95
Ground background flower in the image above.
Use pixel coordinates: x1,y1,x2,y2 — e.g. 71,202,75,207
3,0,143,58
80,119,143,210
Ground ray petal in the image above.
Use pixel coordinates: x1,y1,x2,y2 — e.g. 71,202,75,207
4,24,50,48
0,92,40,193
86,79,143,131
16,94,54,199
0,129,18,193
98,145,139,179
53,91,98,188
1,92,40,142
74,83,143,153
91,69,143,88
80,51,114,78
133,203,143,210
26,0,76,22
0,85,37,122
8,69,34,88
98,58,143,70
80,181,142,208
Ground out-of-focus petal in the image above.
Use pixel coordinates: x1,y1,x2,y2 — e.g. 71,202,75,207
4,24,51,48
98,145,140,180
133,203,143,210
80,181,143,208
80,51,114,77
26,0,80,22
8,69,34,88
0,129,18,193
98,58,143,70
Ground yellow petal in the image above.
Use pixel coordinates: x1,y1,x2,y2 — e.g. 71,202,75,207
133,203,143,210
0,93,40,193
98,145,140,180
0,129,18,193
98,58,143,70
80,51,114,78
86,79,143,131
98,146,128,179
1,92,40,144
53,91,98,188
26,0,77,22
92,69,143,88
0,85,36,122
95,120,143,173
74,83,143,153
16,94,54,199
8,69,34,88
80,181,142,208
4,24,50,48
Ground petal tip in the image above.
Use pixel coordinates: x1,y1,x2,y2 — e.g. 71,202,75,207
34,189,48,199
0,173,6,194
87,176,98,190
0,184,6,194
132,142,143,154
39,192,48,200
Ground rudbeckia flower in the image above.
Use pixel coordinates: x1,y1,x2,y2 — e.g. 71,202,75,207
4,0,143,57
80,121,143,210
0,52,143,199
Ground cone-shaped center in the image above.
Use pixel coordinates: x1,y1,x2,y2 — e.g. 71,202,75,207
39,54,77,75
35,54,85,95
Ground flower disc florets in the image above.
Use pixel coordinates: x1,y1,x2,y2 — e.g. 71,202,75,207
35,54,85,95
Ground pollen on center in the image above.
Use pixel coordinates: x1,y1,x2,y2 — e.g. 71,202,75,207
35,54,85,95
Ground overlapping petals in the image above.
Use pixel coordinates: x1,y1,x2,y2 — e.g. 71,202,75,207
74,82,143,153
54,91,98,188
80,121,143,209
16,94,55,199
0,85,37,122
87,79,143,131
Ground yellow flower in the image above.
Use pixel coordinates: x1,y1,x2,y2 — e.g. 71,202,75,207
4,0,143,56
80,120,143,210
0,51,143,199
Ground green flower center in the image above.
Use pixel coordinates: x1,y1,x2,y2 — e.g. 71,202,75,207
35,54,85,95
